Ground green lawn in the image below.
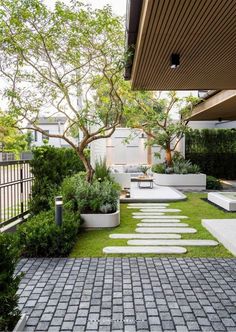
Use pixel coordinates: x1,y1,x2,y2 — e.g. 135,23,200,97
70,193,235,258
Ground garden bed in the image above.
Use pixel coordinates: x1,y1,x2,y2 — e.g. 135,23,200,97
153,173,206,191
81,209,120,228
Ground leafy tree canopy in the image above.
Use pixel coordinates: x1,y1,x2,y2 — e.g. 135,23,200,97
0,0,127,180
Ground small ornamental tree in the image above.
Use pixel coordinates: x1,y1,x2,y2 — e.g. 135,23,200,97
0,110,30,153
125,90,199,166
0,0,127,181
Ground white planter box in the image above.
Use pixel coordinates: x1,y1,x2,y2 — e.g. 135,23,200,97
208,192,236,211
153,173,206,191
81,209,120,228
13,314,27,332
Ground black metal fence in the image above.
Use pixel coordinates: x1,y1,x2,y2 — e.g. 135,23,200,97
0,160,33,228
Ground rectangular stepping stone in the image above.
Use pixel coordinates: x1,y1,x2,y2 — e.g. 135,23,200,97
133,215,188,219
128,206,168,210
127,239,219,246
139,208,181,212
128,203,169,207
109,233,181,239
103,246,187,254
136,227,197,233
137,223,189,227
132,213,164,216
140,219,181,223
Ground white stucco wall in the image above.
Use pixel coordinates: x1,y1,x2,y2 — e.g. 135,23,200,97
90,127,181,167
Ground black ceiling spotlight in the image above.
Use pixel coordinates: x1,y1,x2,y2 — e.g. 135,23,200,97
218,117,222,122
170,53,180,69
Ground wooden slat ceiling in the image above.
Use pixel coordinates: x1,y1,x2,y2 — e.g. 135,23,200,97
131,0,236,90
188,90,236,120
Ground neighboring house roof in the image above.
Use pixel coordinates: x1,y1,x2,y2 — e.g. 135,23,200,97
125,0,236,90
187,90,236,121
27,117,67,127
37,117,67,125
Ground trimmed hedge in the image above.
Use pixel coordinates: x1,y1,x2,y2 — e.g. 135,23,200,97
0,233,21,331
30,146,87,214
186,129,236,179
17,209,80,257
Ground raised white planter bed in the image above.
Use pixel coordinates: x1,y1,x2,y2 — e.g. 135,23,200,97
81,209,120,228
208,192,236,211
13,314,27,332
153,173,206,191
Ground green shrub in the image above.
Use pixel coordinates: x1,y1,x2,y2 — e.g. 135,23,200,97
140,165,149,175
94,158,111,181
173,159,200,174
0,233,21,331
17,209,80,257
152,159,200,174
151,163,165,174
206,176,222,190
30,146,87,214
186,129,236,179
61,173,120,214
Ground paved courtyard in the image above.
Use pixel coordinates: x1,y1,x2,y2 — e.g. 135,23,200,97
17,258,236,331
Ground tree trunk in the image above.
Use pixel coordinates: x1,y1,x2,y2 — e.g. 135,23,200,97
77,149,94,182
147,133,152,165
165,144,172,167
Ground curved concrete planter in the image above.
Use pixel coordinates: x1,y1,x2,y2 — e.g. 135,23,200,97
81,209,120,228
13,314,27,332
153,173,206,191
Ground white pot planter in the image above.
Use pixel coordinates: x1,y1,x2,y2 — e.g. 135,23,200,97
81,209,120,228
153,173,206,191
13,314,27,332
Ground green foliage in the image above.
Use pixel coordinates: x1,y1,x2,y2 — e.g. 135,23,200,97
94,158,111,181
151,163,166,174
206,176,223,190
186,129,236,179
0,110,29,154
61,173,120,214
124,91,199,165
0,233,21,331
140,165,149,175
30,146,86,214
17,209,80,257
152,158,200,174
173,159,200,174
0,0,126,180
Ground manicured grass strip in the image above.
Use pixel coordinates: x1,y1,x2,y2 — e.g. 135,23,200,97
70,193,235,258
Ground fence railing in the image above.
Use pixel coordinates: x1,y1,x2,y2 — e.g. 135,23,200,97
0,160,34,228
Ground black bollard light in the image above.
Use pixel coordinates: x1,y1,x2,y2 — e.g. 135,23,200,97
55,196,63,226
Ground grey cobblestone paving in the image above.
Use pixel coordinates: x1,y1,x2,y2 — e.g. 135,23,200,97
16,258,236,331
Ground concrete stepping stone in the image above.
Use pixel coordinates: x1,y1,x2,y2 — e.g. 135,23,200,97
128,203,169,207
127,239,219,246
139,209,181,212
133,215,188,219
132,213,164,216
109,233,181,239
103,246,187,254
136,227,197,234
137,222,189,227
140,219,181,223
128,206,168,210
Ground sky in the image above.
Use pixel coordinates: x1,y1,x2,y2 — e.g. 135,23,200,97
44,0,126,16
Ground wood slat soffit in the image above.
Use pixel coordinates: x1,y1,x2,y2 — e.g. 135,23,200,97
131,0,236,90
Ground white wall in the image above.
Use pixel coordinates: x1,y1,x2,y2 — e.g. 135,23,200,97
90,137,107,168
90,127,180,166
31,123,72,148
